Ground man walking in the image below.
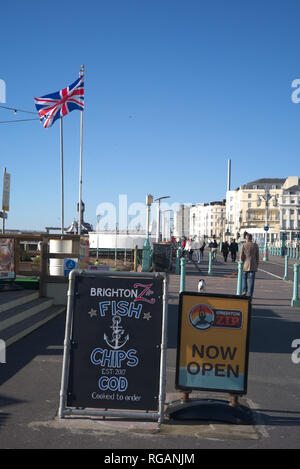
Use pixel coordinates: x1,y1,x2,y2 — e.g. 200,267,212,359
211,239,218,261
229,238,238,262
221,241,229,262
240,233,259,297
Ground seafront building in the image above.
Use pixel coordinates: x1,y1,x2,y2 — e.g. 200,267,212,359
226,176,300,244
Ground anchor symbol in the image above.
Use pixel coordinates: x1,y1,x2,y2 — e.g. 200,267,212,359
104,315,129,350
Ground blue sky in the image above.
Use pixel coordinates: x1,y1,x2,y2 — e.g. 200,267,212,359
1,0,300,231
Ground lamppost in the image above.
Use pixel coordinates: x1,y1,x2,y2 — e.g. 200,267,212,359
155,195,170,242
145,194,153,240
257,189,279,261
142,193,153,272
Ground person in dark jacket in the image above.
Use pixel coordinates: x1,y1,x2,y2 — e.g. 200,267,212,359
229,239,238,262
199,241,206,261
211,240,218,260
221,241,229,262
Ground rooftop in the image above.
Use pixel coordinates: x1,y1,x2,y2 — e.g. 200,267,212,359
240,178,286,189
283,185,300,193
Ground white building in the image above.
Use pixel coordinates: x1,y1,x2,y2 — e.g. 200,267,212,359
226,176,300,244
89,231,156,250
280,178,300,242
190,201,226,240
173,204,191,238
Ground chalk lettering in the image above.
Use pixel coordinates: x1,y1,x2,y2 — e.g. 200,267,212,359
90,348,139,368
90,287,138,298
98,301,142,319
133,283,156,304
98,376,128,392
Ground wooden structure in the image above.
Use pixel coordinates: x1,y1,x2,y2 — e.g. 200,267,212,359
0,233,87,303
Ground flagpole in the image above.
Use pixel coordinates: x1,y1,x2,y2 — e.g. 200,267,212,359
60,117,64,235
78,65,84,236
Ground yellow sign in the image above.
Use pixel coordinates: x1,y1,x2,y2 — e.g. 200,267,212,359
175,292,251,394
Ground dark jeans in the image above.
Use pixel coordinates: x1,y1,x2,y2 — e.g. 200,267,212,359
231,252,237,261
242,271,256,296
223,252,228,262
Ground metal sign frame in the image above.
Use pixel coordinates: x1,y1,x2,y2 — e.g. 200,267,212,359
175,292,251,395
59,269,168,423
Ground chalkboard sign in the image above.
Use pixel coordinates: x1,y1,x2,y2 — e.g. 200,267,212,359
60,271,168,420
152,243,172,272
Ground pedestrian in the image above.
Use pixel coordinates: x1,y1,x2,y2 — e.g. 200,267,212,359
229,238,238,262
221,241,229,262
184,238,193,262
180,237,186,258
199,241,206,262
189,238,195,262
211,239,218,260
194,238,201,263
240,233,259,297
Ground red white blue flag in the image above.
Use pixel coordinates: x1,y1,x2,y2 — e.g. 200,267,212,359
34,75,84,129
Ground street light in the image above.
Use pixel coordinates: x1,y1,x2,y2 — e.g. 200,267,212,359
145,194,153,240
257,189,279,261
142,193,154,273
154,196,170,242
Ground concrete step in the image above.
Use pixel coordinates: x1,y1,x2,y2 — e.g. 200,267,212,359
0,290,40,313
1,304,66,347
0,297,54,332
0,289,65,347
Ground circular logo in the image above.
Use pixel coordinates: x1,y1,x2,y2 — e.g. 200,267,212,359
188,304,215,331
65,259,76,270
0,243,12,267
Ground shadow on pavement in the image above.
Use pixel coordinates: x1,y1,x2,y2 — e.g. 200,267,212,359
249,307,300,354
167,304,179,349
0,394,27,431
0,313,65,387
252,408,300,427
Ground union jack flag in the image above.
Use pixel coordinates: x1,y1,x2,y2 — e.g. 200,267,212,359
34,75,84,129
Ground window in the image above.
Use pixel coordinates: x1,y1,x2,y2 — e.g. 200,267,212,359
248,203,252,208
248,193,252,198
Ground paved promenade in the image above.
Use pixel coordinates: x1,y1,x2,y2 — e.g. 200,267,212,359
0,252,300,449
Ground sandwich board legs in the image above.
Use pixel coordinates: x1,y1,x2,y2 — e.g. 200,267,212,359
166,396,253,425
